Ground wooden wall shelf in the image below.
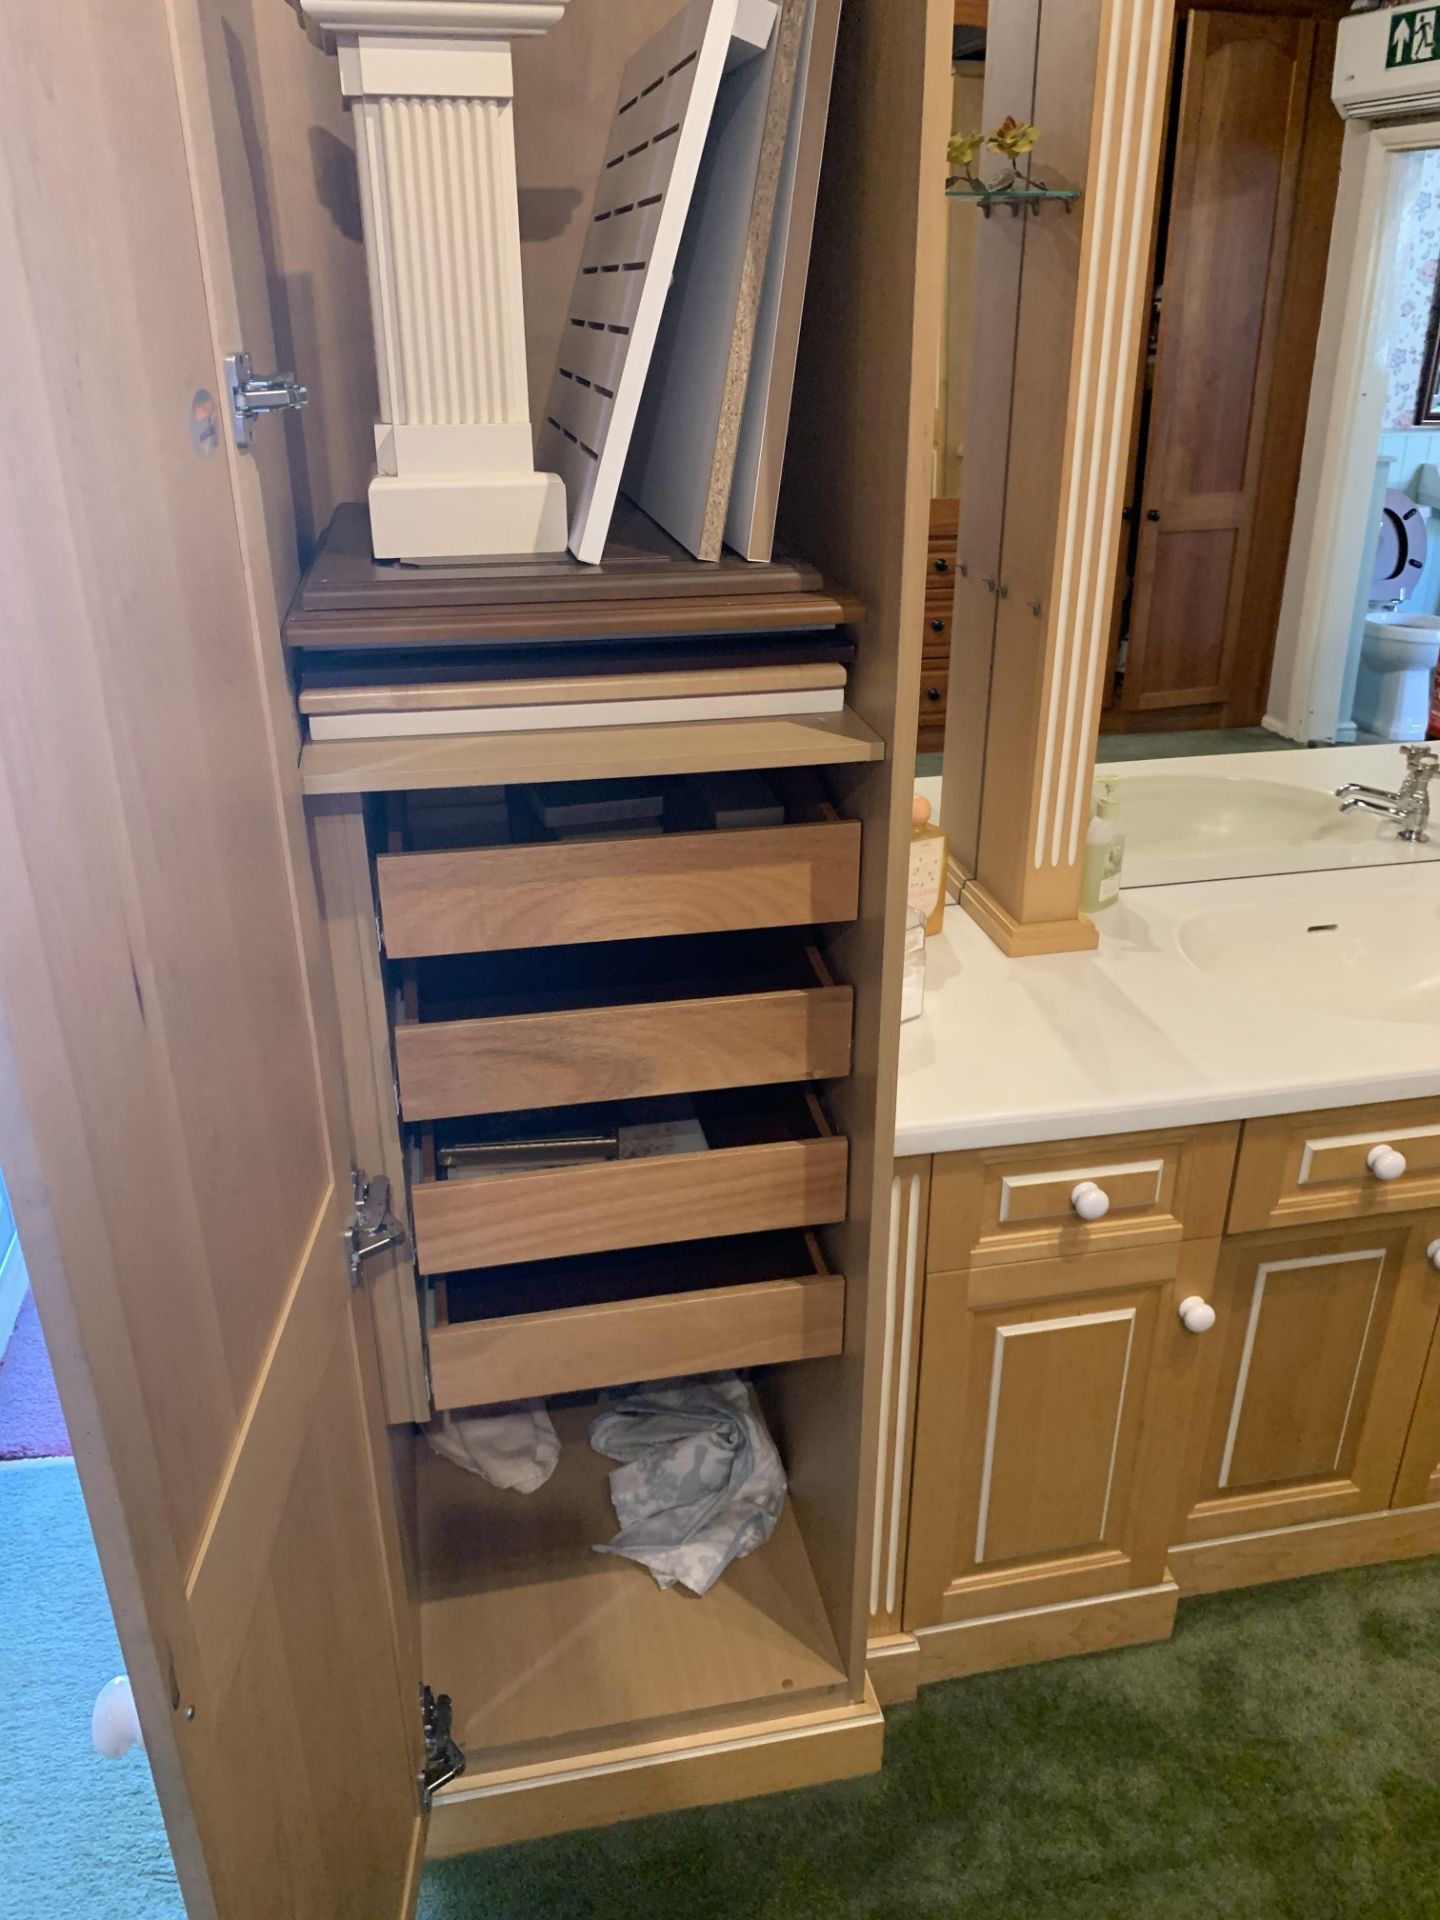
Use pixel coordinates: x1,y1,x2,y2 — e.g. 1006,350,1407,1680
299,708,885,795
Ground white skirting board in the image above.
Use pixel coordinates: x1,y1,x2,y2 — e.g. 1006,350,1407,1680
724,0,841,562
306,687,845,738
623,0,808,561
537,0,778,565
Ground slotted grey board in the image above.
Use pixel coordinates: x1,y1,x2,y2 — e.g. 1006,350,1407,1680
725,0,842,562
623,0,806,562
538,0,778,566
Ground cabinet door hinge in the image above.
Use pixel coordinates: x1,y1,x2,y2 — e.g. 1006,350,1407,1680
224,350,309,449
419,1685,466,1810
345,1165,406,1290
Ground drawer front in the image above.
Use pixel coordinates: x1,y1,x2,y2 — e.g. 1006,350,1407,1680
922,606,952,655
377,819,861,958
428,1242,844,1408
930,1123,1238,1270
1229,1098,1440,1234
395,980,854,1120
917,668,948,723
411,1134,850,1273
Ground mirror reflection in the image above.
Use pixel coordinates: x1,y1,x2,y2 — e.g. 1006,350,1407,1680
926,11,1440,896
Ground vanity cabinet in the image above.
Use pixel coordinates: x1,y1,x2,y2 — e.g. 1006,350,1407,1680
877,1099,1440,1698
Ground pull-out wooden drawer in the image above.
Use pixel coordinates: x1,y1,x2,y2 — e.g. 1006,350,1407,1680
1230,1097,1440,1234
428,1230,844,1408
376,802,860,958
393,934,853,1121
929,1123,1238,1270
410,1088,849,1274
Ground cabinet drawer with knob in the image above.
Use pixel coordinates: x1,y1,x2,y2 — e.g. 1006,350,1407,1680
1228,1098,1440,1234
928,1122,1239,1271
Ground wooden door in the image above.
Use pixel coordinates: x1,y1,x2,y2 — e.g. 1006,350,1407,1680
1121,13,1315,716
0,6,423,1917
1179,1221,1440,1544
903,1245,1211,1628
1385,1227,1440,1511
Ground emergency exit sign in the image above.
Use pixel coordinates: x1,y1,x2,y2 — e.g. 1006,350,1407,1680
1387,7,1439,68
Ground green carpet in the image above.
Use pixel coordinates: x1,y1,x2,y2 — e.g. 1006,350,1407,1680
0,1459,185,1920
7,1452,1440,1917
419,1557,1440,1920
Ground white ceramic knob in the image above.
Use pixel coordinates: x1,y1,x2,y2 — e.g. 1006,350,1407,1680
1070,1180,1110,1222
92,1675,144,1759
1428,1238,1440,1272
1366,1144,1407,1182
1178,1295,1217,1334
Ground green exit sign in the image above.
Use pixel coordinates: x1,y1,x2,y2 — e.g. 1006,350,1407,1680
1387,6,1440,68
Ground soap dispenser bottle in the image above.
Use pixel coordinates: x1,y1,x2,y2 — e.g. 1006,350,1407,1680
1081,777,1125,913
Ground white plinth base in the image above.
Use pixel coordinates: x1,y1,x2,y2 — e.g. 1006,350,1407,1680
368,469,568,562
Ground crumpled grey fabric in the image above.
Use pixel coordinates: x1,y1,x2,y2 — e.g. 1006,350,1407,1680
588,1372,786,1595
428,1401,559,1493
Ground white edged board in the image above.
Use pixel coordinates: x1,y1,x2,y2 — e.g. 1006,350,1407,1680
306,685,845,738
537,0,778,565
725,0,842,562
622,0,808,561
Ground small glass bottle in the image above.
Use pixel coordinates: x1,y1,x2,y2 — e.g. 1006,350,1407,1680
901,906,927,1022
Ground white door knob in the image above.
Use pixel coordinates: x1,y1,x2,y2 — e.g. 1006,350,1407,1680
92,1675,144,1759
1428,1238,1440,1272
1178,1295,1216,1334
1071,1180,1111,1221
1366,1143,1407,1182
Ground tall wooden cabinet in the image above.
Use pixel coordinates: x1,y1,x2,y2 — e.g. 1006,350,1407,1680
0,0,952,1911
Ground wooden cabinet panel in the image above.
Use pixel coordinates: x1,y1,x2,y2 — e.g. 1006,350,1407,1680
929,1122,1237,1270
1230,1098,1440,1234
904,1242,1215,1627
1178,1219,1440,1542
1393,1285,1440,1511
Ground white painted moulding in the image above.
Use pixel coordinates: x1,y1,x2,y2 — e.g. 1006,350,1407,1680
299,0,571,560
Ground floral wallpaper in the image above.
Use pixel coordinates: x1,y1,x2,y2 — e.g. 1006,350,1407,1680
1384,149,1440,430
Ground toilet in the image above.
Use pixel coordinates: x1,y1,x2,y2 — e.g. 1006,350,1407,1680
1352,487,1440,742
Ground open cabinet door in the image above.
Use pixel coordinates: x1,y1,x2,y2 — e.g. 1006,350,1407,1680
0,4,425,1917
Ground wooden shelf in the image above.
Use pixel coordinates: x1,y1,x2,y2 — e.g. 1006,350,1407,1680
417,1406,849,1763
299,708,885,795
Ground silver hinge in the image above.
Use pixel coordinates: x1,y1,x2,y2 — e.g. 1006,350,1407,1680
344,1166,406,1290
419,1685,466,1810
224,350,309,450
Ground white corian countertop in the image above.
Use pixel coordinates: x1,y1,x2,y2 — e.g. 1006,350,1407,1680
894,862,1440,1157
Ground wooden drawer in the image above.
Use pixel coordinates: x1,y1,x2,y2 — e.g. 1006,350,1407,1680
376,806,860,959
922,606,952,655
929,1123,1238,1270
410,1088,849,1274
428,1230,844,1408
1229,1097,1440,1234
925,660,948,721
393,934,853,1121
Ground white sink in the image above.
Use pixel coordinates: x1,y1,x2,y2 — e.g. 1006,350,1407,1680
1110,760,1440,887
1115,774,1370,854
1177,884,1440,1025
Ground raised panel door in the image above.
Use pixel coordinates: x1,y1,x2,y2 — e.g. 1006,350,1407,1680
1179,1221,1440,1543
904,1244,1212,1627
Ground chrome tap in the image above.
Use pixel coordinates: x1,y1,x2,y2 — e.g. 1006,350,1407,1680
1335,743,1440,843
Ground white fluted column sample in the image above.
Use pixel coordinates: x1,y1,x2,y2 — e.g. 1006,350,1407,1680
301,1,570,558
